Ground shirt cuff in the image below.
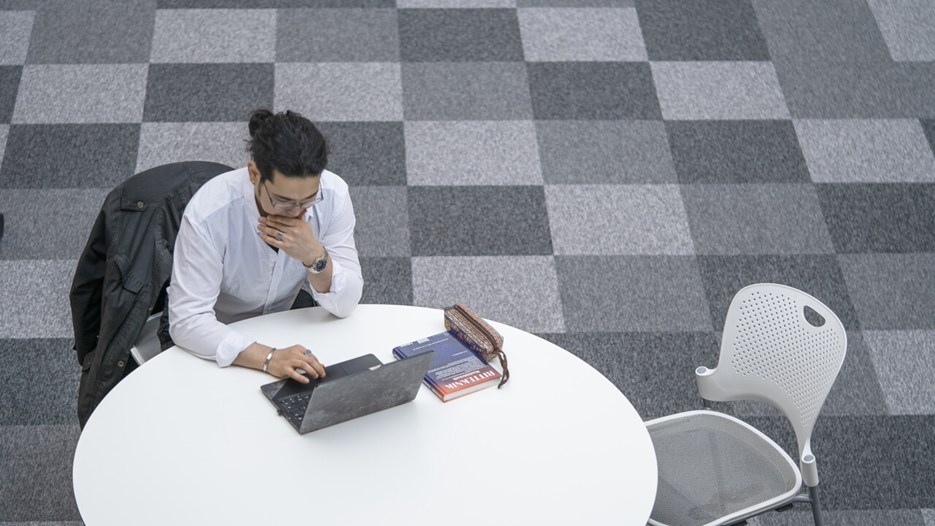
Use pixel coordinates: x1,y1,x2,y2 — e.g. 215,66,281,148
313,257,345,298
215,331,255,368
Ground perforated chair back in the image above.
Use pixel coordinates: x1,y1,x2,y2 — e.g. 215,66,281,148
130,312,163,365
696,284,847,465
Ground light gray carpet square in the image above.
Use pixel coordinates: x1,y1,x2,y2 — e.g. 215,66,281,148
12,65,147,124
536,121,676,184
651,61,790,120
0,425,81,522
839,254,935,330
412,255,565,333
517,8,646,61
25,0,155,64
277,9,399,62
546,184,693,255
0,189,108,260
398,0,514,5
556,256,713,331
348,185,410,257
0,11,32,65
151,9,276,63
0,125,7,165
924,509,935,526
136,122,248,172
681,184,836,255
519,0,634,5
795,119,935,183
405,121,542,185
0,339,81,425
0,260,74,338
867,0,935,62
865,330,935,415
275,63,402,122
401,62,532,120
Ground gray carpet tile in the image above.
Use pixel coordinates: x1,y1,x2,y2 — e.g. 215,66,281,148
0,66,19,123
540,332,720,420
527,62,661,120
401,62,533,120
360,257,413,306
748,509,928,526
696,255,862,331
136,122,249,172
151,8,276,63
0,260,75,339
519,0,634,5
0,340,80,425
158,0,394,6
651,61,790,120
0,125,6,165
399,0,514,6
25,0,155,64
0,425,82,522
864,330,935,415
666,120,811,184
925,509,935,526
816,184,935,253
276,8,400,62
349,185,411,257
411,255,565,332
404,121,542,185
536,120,677,184
0,0,39,9
795,119,935,183
637,0,770,61
0,11,32,65
839,254,935,330
545,184,694,255
680,184,836,255
316,121,407,186
0,189,109,260
13,65,148,124
398,8,524,62
0,124,140,189
275,62,403,122
0,522,85,526
517,7,646,62
868,0,935,62
556,256,713,332
408,186,553,256
922,119,935,154
145,64,274,123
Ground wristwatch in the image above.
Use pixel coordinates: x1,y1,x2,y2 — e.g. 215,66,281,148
304,247,329,274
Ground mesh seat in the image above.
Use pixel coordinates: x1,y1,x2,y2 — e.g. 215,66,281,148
648,411,800,526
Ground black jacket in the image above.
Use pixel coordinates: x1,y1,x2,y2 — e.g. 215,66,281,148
70,161,233,427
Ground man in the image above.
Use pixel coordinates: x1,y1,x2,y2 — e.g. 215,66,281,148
169,109,363,384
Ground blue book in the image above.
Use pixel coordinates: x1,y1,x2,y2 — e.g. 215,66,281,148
393,331,502,402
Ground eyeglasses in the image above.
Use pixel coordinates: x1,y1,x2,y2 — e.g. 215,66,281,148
262,181,322,211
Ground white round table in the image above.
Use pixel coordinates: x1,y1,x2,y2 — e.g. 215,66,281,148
74,305,657,525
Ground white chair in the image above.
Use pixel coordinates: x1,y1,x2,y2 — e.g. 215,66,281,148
130,312,164,365
646,284,847,526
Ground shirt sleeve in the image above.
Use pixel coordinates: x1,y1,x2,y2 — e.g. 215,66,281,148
168,215,254,367
310,188,363,318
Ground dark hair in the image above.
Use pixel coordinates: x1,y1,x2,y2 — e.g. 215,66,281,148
247,109,328,182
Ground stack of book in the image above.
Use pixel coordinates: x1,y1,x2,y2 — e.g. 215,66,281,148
393,331,502,402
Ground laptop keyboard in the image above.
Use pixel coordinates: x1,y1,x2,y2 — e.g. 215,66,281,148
278,393,312,422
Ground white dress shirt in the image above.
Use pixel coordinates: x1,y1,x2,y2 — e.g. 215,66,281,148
168,167,363,367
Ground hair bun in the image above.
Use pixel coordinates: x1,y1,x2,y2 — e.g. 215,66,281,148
248,109,274,138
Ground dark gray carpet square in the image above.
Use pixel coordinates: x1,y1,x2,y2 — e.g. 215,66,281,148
159,0,392,5
816,184,935,253
317,122,406,186
637,0,770,61
0,124,139,189
360,257,412,306
144,64,274,122
528,62,661,120
408,186,552,256
276,8,399,62
26,0,155,64
839,254,935,330
0,340,79,425
749,508,928,525
540,332,720,420
0,425,82,521
666,120,810,184
0,189,108,260
923,120,935,155
398,9,523,62
696,255,861,331
401,62,532,120
0,66,19,124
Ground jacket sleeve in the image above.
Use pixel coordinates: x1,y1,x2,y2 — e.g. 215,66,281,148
168,215,255,367
70,209,107,367
310,186,363,318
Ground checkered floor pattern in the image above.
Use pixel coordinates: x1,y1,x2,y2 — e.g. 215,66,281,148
1,0,934,524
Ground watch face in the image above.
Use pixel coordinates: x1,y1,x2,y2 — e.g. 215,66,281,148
311,255,328,273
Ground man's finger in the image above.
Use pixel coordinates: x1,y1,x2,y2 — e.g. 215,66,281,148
305,355,326,378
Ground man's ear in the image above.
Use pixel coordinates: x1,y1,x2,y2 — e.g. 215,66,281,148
247,160,258,183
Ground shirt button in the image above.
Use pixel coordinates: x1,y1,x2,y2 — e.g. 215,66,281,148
117,360,125,368
136,201,144,209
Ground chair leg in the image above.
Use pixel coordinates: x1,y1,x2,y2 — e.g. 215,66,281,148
808,485,824,526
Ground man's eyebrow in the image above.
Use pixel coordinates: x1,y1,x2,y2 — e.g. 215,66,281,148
270,189,319,201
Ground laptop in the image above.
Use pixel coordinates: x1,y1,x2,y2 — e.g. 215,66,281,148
260,352,434,434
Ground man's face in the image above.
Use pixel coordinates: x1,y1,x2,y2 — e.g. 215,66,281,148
249,161,321,218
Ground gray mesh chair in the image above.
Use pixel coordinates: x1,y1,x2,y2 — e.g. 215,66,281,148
130,312,163,365
646,284,847,526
